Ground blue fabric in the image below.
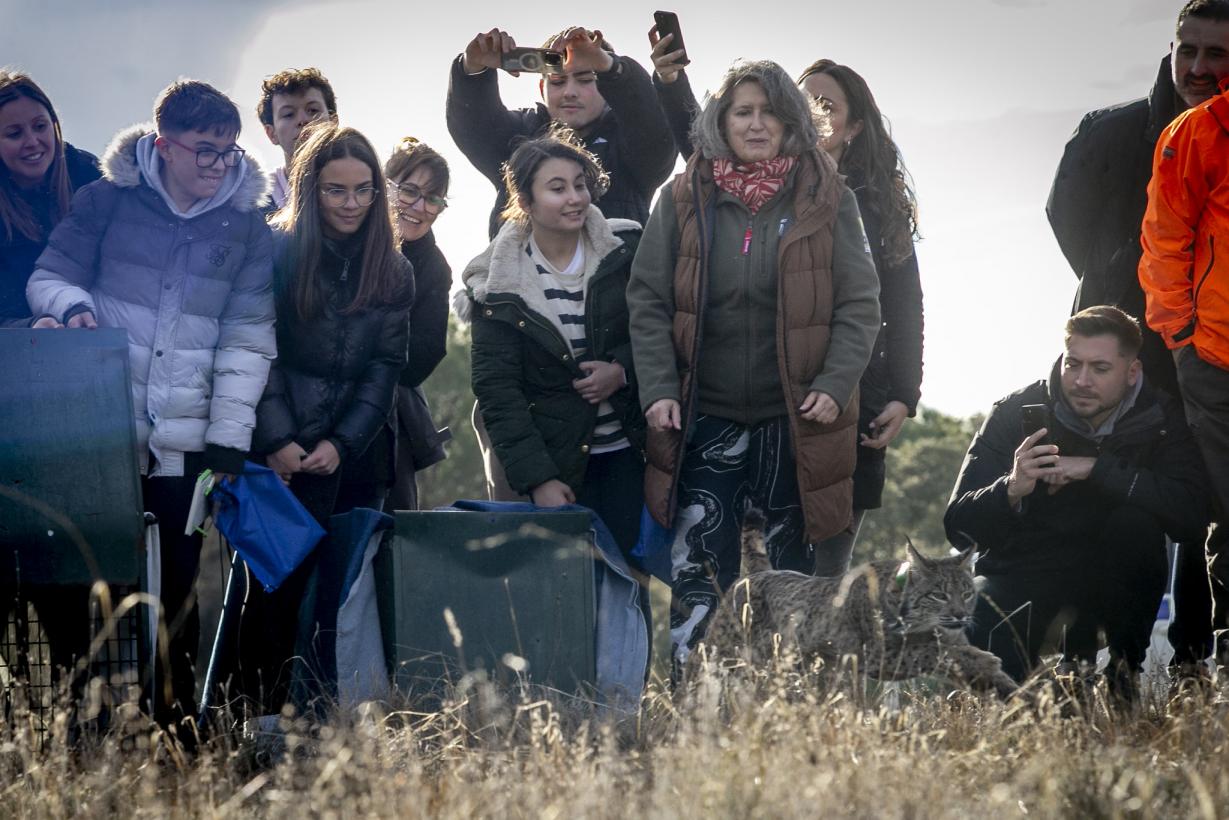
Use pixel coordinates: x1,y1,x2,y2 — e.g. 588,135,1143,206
291,508,394,712
445,500,648,710
631,505,673,585
212,461,325,592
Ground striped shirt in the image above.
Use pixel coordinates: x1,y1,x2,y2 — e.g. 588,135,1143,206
527,235,627,454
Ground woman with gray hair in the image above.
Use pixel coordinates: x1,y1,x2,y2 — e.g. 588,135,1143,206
627,59,881,668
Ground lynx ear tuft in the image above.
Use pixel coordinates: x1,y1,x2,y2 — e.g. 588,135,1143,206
904,536,931,569
742,506,766,530
953,531,979,567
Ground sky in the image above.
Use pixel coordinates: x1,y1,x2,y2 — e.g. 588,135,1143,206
2,0,1180,417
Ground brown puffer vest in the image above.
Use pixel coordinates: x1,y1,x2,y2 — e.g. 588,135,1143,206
643,149,857,542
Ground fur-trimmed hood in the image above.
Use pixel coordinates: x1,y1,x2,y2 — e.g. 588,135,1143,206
452,206,640,324
100,123,271,214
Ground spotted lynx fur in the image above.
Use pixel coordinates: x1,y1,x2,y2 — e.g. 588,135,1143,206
684,512,1018,698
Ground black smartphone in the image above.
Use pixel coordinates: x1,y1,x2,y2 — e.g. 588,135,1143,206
1020,404,1051,441
653,10,691,66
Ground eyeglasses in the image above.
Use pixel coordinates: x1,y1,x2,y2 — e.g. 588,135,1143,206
320,185,378,207
388,179,448,213
161,134,245,168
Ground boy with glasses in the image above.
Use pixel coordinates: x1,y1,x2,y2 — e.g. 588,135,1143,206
27,79,276,737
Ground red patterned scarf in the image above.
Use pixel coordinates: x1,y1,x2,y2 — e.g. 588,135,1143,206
711,155,797,214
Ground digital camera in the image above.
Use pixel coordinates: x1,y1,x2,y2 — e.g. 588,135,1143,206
501,47,565,75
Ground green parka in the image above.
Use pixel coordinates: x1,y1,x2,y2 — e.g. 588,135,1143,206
462,209,646,495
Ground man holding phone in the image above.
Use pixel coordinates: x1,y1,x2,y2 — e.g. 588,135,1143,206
446,24,676,239
944,306,1206,704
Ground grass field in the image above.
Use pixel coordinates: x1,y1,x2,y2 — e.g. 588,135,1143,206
4,662,1229,820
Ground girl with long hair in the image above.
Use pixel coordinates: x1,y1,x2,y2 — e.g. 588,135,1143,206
242,122,413,713
796,60,924,576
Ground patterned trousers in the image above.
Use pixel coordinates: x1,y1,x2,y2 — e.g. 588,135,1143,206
669,414,812,663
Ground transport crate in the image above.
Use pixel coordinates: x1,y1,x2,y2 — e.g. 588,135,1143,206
375,511,597,699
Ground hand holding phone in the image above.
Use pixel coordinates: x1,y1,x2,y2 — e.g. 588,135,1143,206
652,11,690,68
1020,404,1051,444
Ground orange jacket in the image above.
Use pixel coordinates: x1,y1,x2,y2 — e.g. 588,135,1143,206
1140,78,1229,369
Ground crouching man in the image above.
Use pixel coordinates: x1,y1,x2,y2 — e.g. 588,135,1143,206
945,306,1207,701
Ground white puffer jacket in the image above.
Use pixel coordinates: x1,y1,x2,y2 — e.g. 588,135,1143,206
27,124,277,476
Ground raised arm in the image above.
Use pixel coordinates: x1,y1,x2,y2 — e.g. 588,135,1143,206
445,29,538,187
596,53,678,197
648,26,699,161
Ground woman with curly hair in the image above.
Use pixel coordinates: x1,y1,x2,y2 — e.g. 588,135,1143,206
797,59,925,576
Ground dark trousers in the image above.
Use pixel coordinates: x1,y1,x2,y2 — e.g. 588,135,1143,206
669,415,812,657
576,446,652,647
969,506,1167,681
231,472,384,715
814,509,866,577
1170,347,1229,663
141,458,205,726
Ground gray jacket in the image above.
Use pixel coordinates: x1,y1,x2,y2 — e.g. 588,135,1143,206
27,124,276,476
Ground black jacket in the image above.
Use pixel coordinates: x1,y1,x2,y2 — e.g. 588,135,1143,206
468,222,646,494
399,232,450,388
1046,55,1182,395
446,54,676,238
944,362,1207,576
254,231,413,469
391,232,451,504
849,173,925,509
1,144,100,327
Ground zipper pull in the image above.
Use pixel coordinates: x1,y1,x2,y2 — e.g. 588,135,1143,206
778,218,789,237
341,259,350,282
742,225,753,255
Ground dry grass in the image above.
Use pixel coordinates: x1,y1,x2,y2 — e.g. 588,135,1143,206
4,661,1229,820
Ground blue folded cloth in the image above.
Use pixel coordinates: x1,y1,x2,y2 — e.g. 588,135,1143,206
211,462,326,592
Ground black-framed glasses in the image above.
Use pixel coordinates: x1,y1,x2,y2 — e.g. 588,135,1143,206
320,185,378,207
161,134,245,168
388,179,448,213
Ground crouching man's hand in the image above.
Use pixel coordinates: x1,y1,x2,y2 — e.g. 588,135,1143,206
1006,428,1060,506
1041,456,1096,494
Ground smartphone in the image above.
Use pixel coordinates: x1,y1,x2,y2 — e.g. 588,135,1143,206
653,10,691,66
1020,404,1051,441
501,47,565,75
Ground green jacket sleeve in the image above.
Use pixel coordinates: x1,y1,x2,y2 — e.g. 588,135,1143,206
627,186,682,412
808,188,882,408
470,309,561,493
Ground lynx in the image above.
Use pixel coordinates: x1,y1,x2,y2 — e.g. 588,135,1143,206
683,513,1018,699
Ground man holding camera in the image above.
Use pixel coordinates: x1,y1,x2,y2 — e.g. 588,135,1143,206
945,306,1206,702
447,25,676,238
